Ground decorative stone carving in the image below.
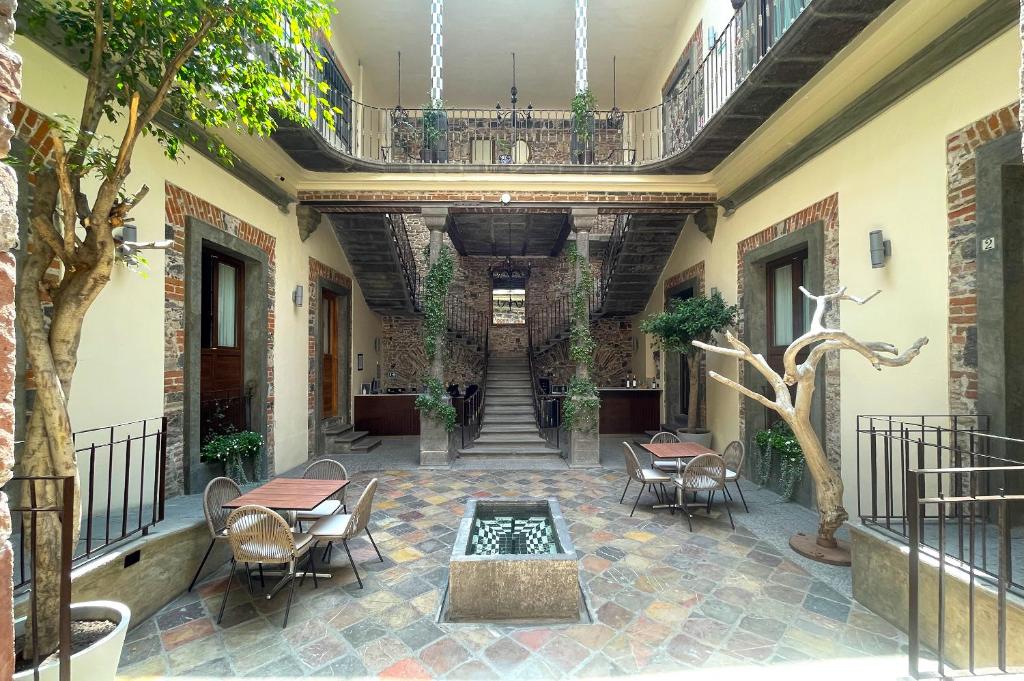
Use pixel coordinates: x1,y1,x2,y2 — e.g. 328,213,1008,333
296,204,321,242
694,205,717,241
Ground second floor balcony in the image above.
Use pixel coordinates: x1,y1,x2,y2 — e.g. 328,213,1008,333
274,0,896,174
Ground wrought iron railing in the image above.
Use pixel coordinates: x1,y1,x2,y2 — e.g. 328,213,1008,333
600,214,631,304
285,0,808,168
444,296,488,351
857,415,1024,676
11,417,167,591
10,475,74,681
526,279,603,353
459,329,488,449
526,322,562,450
387,214,421,308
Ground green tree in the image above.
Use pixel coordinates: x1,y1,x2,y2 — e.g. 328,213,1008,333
19,0,337,659
641,291,737,433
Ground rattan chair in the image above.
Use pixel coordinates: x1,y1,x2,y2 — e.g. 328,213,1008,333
188,477,241,592
308,478,383,589
620,443,671,517
649,431,682,472
296,459,348,528
218,504,318,628
673,453,735,531
721,440,749,512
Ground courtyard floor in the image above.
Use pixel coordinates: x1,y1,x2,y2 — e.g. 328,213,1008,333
115,461,909,680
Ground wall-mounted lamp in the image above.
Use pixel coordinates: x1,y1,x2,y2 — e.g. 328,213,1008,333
292,285,304,307
119,225,138,243
869,230,892,269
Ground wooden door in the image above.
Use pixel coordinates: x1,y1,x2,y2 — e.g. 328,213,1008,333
200,249,245,441
765,249,810,422
321,289,339,418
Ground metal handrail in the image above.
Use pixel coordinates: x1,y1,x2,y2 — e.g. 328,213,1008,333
387,214,421,309
600,214,630,305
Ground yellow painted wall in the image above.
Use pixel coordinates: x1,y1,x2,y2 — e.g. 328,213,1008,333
17,37,381,481
636,27,1021,511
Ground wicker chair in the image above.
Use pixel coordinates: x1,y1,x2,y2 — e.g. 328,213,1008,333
649,431,682,472
296,459,348,528
620,443,671,517
308,478,383,589
721,440,749,512
673,453,735,531
218,504,318,628
188,477,241,592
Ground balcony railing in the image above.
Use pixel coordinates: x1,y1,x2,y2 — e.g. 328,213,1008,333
287,0,809,169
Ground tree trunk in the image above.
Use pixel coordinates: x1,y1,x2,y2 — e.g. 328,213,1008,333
786,411,847,547
685,351,700,433
16,179,115,658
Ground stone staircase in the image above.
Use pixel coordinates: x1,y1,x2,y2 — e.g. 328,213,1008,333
323,417,381,454
457,354,563,461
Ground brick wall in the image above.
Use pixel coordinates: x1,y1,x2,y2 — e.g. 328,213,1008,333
298,189,717,205
164,183,277,496
946,102,1021,415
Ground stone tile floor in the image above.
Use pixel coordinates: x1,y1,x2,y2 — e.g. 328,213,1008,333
116,468,909,680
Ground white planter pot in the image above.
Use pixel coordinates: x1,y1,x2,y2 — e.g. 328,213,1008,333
676,430,713,448
14,600,131,681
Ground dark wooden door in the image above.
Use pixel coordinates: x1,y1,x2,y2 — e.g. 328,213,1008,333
766,250,810,422
321,289,339,418
200,249,245,441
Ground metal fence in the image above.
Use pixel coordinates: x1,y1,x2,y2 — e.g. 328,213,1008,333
856,415,1024,677
12,417,167,590
11,475,74,681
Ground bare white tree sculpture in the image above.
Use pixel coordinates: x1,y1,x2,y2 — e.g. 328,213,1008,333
694,287,928,563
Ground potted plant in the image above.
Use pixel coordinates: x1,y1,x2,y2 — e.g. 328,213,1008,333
200,430,264,484
16,0,337,672
641,291,738,446
570,88,596,164
14,601,131,681
421,98,449,163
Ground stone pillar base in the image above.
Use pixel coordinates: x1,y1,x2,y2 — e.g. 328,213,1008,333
568,429,600,468
419,416,451,467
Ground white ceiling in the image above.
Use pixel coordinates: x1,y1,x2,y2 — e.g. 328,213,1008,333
331,0,691,110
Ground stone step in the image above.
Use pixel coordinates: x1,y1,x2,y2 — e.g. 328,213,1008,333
487,388,533,397
322,422,354,437
473,434,547,445
480,422,539,432
457,445,563,456
453,455,567,470
351,438,382,453
329,429,370,444
486,378,533,386
484,405,535,415
486,396,533,406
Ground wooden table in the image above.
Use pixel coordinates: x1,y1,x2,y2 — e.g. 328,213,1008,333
223,478,349,511
223,477,349,585
641,443,718,511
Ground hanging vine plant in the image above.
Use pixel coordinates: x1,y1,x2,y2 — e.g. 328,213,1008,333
562,243,600,432
422,245,454,360
753,421,804,500
415,377,457,432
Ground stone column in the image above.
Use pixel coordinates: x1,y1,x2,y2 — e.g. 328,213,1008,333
419,207,451,467
569,208,599,468
0,0,19,674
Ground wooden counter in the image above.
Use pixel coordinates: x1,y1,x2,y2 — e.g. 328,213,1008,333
597,388,661,434
354,394,420,435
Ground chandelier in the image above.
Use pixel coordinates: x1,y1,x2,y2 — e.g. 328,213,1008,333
491,222,531,311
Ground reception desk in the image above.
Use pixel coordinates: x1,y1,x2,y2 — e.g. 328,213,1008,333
354,394,420,435
597,388,661,434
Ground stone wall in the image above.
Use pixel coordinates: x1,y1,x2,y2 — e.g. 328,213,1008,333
0,1,19,673
533,318,634,386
